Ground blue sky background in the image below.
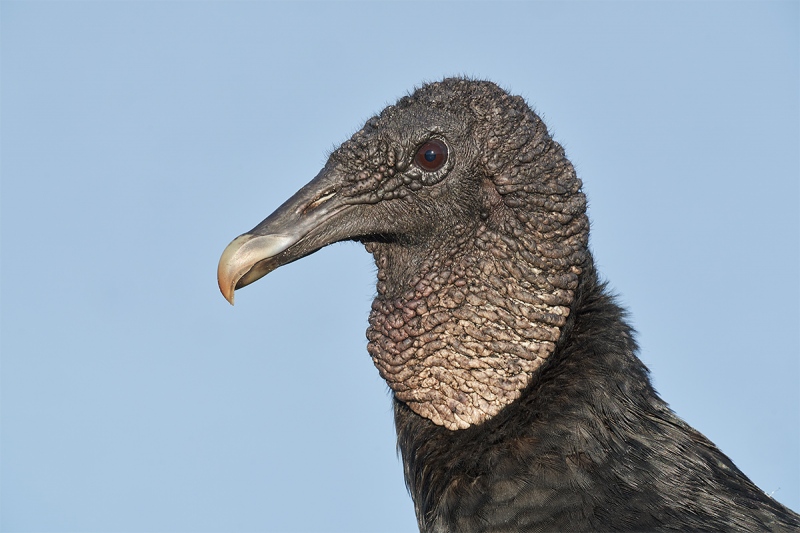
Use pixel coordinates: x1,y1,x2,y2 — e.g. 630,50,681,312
2,2,798,532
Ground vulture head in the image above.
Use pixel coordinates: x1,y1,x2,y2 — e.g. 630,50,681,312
219,79,588,431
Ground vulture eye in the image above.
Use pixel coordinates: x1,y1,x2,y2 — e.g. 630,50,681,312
414,139,448,172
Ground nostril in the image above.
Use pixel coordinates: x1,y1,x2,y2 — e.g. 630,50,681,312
305,188,338,212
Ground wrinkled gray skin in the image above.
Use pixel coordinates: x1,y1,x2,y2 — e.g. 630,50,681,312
218,78,800,532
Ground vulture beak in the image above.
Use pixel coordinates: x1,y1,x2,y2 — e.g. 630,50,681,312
217,165,351,305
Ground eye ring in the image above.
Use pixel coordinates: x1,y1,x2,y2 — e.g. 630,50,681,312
414,139,448,172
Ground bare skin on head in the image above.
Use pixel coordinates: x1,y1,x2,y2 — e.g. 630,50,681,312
219,80,587,430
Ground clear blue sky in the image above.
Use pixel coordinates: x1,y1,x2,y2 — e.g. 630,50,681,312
2,2,798,532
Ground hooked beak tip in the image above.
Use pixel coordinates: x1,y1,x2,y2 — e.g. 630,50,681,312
217,234,251,305
217,233,299,305
220,281,236,305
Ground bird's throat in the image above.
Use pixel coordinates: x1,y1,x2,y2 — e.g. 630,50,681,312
365,228,582,430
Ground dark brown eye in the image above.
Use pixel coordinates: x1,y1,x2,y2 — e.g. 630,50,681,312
414,139,448,172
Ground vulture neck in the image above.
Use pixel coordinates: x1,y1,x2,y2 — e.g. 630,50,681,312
364,216,584,431
392,261,799,532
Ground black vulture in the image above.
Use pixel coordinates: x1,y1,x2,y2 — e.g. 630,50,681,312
217,78,799,532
